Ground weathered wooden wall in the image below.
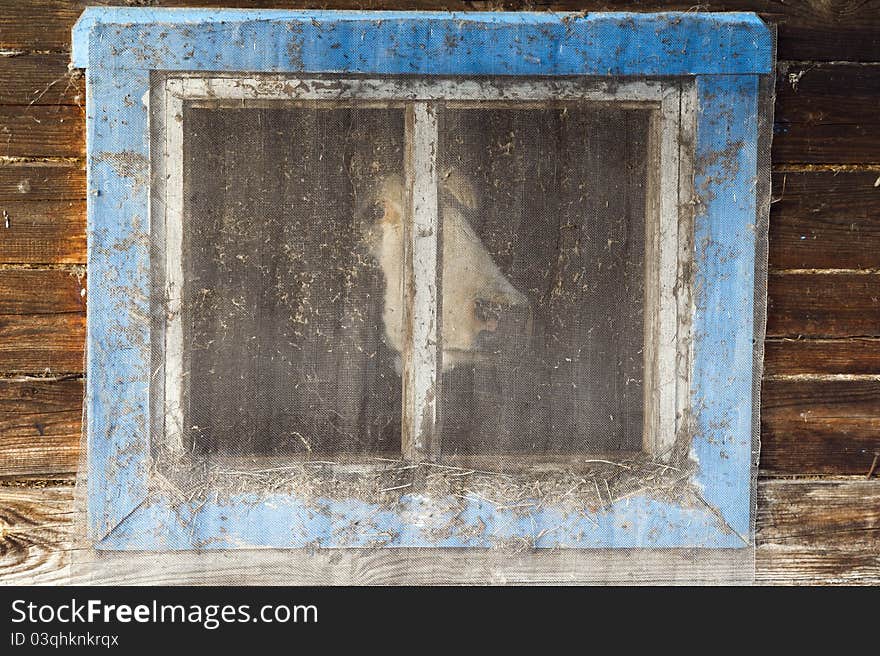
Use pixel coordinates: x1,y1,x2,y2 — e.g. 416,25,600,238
0,0,878,584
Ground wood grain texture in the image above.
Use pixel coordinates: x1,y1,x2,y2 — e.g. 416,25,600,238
761,0,880,63
758,479,880,549
3,0,879,61
0,201,86,264
0,163,85,201
767,273,880,338
0,106,83,158
2,479,876,584
776,63,879,127
773,124,880,165
773,63,880,165
0,482,73,585
0,269,85,373
0,54,83,106
764,338,880,376
0,315,85,373
769,170,880,270
756,478,880,584
761,379,880,475
0,378,82,477
0,269,84,314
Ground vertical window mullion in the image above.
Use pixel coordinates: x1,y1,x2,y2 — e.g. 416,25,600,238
164,80,185,453
655,85,683,458
643,84,682,459
402,102,440,462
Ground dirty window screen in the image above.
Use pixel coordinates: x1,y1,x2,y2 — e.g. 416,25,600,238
178,105,405,457
159,78,682,465
436,105,649,457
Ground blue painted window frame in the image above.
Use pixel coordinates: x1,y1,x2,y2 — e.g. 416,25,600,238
72,9,772,550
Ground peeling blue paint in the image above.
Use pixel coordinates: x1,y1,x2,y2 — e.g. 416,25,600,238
73,9,769,551
98,493,745,550
691,75,761,540
85,71,153,541
72,9,772,75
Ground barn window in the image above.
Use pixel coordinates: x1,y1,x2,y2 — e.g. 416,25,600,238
73,9,773,582
154,76,689,466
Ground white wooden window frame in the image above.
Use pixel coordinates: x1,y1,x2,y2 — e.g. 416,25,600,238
152,74,695,463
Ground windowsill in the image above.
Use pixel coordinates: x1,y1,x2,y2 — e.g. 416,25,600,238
150,448,692,515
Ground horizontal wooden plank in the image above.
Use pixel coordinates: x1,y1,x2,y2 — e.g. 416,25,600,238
767,273,880,338
776,63,880,127
773,64,880,164
0,105,83,158
761,379,880,475
3,478,876,584
0,314,85,373
0,200,85,264
0,378,81,477
756,546,880,584
765,2,880,63
755,478,880,584
0,162,85,201
757,478,880,550
0,53,83,106
1,1,879,62
764,338,880,376
0,269,85,373
770,171,880,270
773,123,880,165
0,268,84,315
0,482,73,584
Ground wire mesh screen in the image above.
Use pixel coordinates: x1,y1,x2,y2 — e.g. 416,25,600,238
181,105,404,457
436,105,649,456
177,101,649,460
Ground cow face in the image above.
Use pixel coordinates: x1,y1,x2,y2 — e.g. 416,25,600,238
361,171,530,372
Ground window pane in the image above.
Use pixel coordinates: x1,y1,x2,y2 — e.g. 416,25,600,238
436,104,650,455
181,105,404,456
